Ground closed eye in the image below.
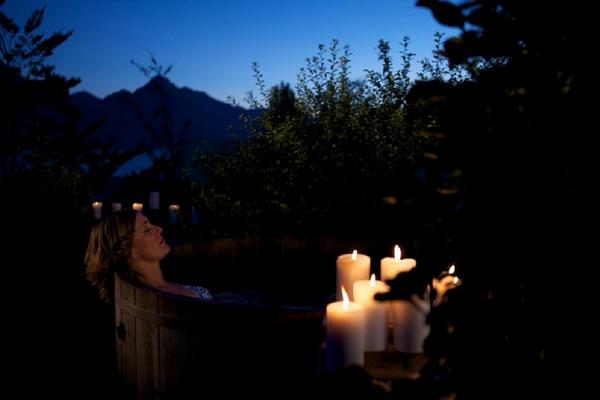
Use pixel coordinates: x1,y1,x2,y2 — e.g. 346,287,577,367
137,219,151,233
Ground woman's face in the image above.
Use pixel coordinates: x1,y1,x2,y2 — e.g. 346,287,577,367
130,213,171,262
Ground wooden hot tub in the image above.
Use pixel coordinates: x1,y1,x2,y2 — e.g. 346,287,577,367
114,272,325,398
114,234,404,398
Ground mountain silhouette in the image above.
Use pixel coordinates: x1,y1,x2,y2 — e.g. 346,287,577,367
70,76,257,151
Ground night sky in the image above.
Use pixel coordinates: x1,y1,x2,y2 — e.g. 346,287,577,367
5,0,459,106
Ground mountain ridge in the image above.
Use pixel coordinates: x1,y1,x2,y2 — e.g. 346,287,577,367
70,76,258,151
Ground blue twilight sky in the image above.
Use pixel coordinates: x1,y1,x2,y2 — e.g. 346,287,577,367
3,0,460,107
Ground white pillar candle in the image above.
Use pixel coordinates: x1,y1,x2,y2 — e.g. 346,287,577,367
353,275,389,351
112,202,122,212
92,201,102,219
149,191,160,210
381,245,417,326
393,296,430,354
168,204,180,224
326,287,365,374
336,250,370,301
380,245,416,282
132,203,143,212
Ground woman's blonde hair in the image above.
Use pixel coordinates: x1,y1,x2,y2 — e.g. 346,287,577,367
84,209,138,303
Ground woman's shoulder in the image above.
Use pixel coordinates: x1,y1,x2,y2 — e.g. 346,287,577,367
182,284,213,300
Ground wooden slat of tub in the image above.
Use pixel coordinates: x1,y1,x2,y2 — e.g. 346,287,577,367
119,277,137,396
121,309,137,396
135,287,159,400
158,295,213,396
114,272,123,381
158,327,178,395
158,296,183,395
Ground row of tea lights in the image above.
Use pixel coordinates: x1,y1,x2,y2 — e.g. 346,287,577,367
326,246,461,374
92,200,181,223
92,201,180,224
92,189,185,222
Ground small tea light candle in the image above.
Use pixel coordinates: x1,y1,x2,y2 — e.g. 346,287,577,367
112,202,122,212
132,203,143,212
433,264,462,306
169,204,180,224
336,250,370,301
326,286,365,373
92,201,103,219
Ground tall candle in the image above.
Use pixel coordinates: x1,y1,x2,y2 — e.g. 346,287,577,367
336,250,370,301
326,287,365,373
112,202,122,212
132,203,143,212
353,274,389,351
92,201,102,219
149,191,160,210
169,204,180,224
393,295,430,354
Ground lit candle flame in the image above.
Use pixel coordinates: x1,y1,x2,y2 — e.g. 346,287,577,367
394,245,401,260
351,250,357,260
449,264,455,275
370,274,376,287
341,286,349,310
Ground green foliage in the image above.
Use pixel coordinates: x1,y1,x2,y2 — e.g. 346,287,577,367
418,32,472,83
192,37,464,237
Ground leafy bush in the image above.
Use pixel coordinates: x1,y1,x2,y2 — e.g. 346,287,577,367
192,37,468,238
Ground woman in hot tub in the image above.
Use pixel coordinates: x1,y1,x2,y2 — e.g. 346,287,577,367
84,209,212,303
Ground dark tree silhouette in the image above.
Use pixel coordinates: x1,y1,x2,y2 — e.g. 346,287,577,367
1,4,139,396
396,1,579,398
266,82,299,123
0,2,142,197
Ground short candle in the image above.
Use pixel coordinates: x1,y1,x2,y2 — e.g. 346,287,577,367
169,204,180,224
326,286,365,373
92,201,102,219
